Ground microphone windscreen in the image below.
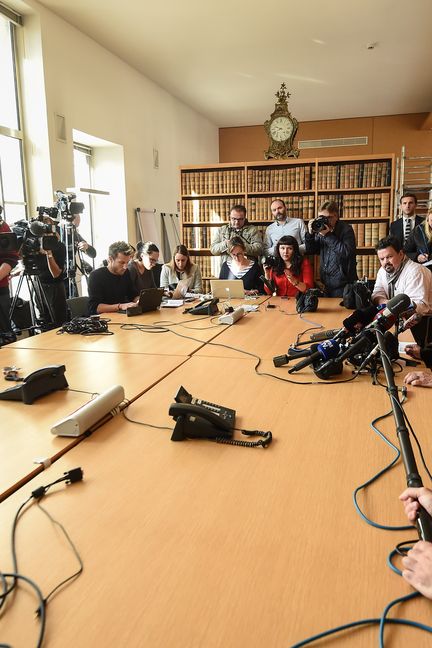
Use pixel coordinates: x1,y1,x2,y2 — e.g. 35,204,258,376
385,293,411,317
343,304,377,333
29,220,46,237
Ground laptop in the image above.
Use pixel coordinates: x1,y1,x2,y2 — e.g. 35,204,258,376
210,279,245,299
126,288,165,316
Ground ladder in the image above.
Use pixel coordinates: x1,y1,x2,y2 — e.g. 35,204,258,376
395,145,432,219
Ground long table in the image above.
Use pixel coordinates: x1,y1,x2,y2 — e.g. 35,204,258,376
1,299,431,647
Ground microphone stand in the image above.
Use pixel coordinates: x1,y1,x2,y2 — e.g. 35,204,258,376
375,328,432,541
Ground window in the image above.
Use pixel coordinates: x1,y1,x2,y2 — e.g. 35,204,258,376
0,13,26,222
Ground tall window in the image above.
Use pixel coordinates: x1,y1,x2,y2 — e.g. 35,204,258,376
73,144,94,247
0,12,26,223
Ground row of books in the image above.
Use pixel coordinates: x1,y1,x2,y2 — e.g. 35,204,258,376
351,222,387,247
181,198,242,223
181,170,244,195
356,255,381,278
247,166,314,192
320,192,390,219
248,196,315,221
318,161,391,189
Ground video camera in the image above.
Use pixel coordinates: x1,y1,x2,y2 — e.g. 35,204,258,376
37,191,84,223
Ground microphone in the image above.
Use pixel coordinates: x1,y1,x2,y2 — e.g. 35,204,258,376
342,304,377,334
29,220,47,237
288,339,340,374
310,328,345,342
273,344,319,367
365,293,411,332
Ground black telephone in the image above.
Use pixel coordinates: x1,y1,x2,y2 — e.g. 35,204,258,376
186,298,219,316
169,385,235,441
0,365,68,404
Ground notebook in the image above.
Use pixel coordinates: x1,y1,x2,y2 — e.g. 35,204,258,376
210,279,245,299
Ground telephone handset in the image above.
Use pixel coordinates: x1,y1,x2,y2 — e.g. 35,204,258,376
186,298,219,316
0,364,68,404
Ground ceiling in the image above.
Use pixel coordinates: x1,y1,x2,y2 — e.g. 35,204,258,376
32,0,432,127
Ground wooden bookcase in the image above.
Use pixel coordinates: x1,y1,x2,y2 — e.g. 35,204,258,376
180,154,395,291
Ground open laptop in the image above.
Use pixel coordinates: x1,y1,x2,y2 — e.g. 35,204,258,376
126,288,165,316
210,279,245,299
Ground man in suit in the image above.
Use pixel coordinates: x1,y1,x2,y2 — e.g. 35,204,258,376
389,193,424,248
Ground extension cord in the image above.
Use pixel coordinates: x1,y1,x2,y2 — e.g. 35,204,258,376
51,384,125,436
218,307,245,325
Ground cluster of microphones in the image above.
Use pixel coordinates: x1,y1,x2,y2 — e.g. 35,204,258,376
273,293,413,379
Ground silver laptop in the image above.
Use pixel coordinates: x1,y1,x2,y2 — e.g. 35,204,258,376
210,279,245,299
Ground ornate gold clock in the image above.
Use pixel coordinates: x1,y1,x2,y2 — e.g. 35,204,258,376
264,83,299,159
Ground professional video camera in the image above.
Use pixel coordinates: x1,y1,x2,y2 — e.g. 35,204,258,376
37,190,84,223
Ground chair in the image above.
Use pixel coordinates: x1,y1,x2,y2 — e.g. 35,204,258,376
66,296,90,319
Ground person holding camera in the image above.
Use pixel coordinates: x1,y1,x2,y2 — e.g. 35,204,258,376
210,205,263,265
0,207,19,341
263,235,313,297
219,237,262,295
305,200,357,297
36,216,68,327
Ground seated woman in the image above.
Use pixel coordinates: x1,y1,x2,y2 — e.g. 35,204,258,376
160,244,203,293
263,235,314,296
128,241,162,293
219,236,263,295
405,207,432,269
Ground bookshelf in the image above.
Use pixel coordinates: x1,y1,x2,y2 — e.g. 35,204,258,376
180,155,395,291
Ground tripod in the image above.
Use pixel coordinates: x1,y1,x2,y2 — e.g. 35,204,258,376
9,267,55,335
60,220,92,298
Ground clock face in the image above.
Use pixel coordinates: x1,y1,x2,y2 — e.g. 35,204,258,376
269,116,293,142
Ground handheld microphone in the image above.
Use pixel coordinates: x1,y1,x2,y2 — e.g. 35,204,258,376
365,293,411,332
288,339,340,374
310,328,345,342
260,275,276,296
273,344,319,367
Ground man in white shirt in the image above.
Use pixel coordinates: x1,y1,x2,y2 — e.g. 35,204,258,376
389,193,424,247
372,235,432,345
264,199,306,255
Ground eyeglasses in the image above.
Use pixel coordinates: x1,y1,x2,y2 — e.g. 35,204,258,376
231,217,245,222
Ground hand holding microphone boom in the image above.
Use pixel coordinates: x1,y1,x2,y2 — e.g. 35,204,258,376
288,339,340,374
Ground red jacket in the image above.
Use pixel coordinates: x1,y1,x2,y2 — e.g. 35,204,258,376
264,258,314,297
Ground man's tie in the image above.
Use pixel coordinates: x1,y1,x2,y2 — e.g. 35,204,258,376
404,218,412,244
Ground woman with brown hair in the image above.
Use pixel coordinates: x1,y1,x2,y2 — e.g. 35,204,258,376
160,244,203,293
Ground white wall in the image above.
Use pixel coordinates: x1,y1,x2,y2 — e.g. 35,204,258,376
16,0,219,242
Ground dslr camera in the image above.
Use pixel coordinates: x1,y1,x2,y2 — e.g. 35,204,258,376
262,255,277,268
311,216,329,233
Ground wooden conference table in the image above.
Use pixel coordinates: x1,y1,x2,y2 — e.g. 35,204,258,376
1,298,431,647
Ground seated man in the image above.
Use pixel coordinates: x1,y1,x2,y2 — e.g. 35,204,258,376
372,235,432,346
399,486,432,598
88,241,139,315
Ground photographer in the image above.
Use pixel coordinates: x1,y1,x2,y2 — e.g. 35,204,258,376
210,205,263,265
305,200,357,297
37,216,68,327
65,213,97,297
263,235,313,296
0,207,19,341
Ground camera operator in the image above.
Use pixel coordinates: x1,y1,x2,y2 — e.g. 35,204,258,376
0,206,19,341
305,200,357,297
210,205,263,265
37,216,68,327
67,213,96,296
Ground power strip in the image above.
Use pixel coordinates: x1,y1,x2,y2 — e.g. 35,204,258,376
51,384,125,436
218,307,245,325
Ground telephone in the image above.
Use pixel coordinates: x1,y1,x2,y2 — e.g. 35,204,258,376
186,298,219,316
168,386,272,447
169,385,235,441
0,364,68,404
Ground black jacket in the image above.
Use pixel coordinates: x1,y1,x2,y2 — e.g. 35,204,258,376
305,220,357,293
389,216,424,248
404,223,432,264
